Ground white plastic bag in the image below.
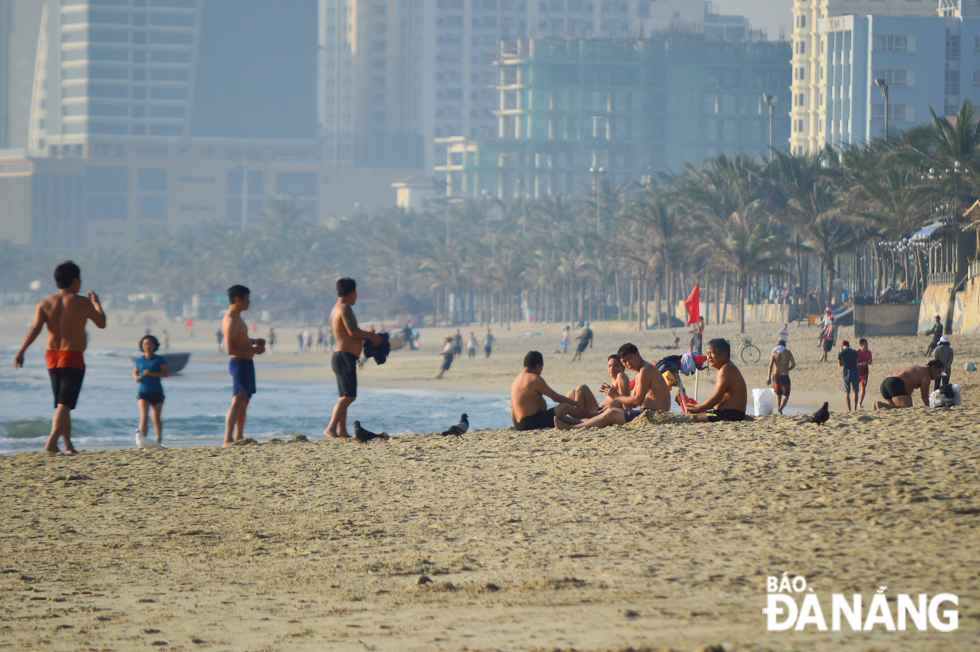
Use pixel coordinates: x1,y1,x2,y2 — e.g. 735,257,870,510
929,384,962,408
752,387,774,416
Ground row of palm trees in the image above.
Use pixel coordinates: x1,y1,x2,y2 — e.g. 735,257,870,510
5,102,980,332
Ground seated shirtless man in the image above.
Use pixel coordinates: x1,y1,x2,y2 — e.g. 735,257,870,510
555,343,670,430
511,351,589,431
14,261,107,453
874,361,944,410
689,338,747,422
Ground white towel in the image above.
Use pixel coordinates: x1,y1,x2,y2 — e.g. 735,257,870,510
772,345,786,354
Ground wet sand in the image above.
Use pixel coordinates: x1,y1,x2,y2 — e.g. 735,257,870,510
1,307,979,650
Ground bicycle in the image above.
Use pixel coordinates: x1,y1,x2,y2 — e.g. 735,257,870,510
735,335,761,364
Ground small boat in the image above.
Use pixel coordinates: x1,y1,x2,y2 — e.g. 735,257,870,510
130,352,191,374
162,353,191,373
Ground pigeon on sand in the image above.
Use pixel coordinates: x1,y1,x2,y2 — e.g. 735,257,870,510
440,414,469,437
809,402,830,426
353,421,389,443
135,428,166,451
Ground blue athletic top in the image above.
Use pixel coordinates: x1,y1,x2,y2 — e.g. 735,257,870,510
135,354,166,394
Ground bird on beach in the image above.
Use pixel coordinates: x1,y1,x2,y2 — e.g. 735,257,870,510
135,429,166,451
809,402,830,426
440,413,469,437
353,421,389,443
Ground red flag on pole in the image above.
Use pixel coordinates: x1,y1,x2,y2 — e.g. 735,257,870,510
685,283,700,325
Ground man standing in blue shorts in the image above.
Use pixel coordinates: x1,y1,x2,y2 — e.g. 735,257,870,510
223,285,265,446
838,340,860,411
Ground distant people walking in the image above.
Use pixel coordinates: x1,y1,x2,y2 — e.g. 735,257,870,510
690,316,705,354
161,330,170,354
223,285,265,446
560,326,570,354
267,327,276,353
924,315,944,355
134,334,170,444
856,338,873,409
777,322,789,343
296,331,304,353
483,328,495,358
436,336,455,379
934,336,954,390
316,327,325,353
819,315,836,363
215,328,225,354
14,261,107,453
466,331,478,358
571,323,593,361
303,328,313,353
838,340,860,412
325,278,381,440
766,340,796,416
453,329,463,359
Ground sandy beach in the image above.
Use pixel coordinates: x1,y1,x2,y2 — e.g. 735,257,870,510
1,306,979,650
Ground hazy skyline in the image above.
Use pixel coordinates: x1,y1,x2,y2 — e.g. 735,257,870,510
716,0,793,40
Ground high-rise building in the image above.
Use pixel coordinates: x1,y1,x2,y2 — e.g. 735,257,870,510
820,12,980,146
30,0,202,152
26,0,317,155
0,0,10,149
318,0,426,168
318,0,723,172
435,36,791,199
789,0,938,155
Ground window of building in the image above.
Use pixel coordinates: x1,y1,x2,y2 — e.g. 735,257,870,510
973,70,980,87
945,69,959,96
138,196,167,220
872,34,909,52
276,172,318,197
138,168,167,192
87,166,128,193
947,32,960,61
86,194,128,220
872,68,912,87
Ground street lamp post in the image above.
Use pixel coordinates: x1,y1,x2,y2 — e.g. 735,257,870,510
241,155,248,231
762,93,775,154
874,78,889,142
589,166,604,235
952,160,970,219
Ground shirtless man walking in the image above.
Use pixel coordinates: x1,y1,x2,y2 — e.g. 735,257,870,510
689,338,748,422
326,278,381,440
223,285,265,446
556,343,670,430
766,340,796,415
510,351,588,431
874,361,944,410
14,261,107,453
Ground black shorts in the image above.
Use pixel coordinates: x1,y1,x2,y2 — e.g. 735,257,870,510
49,367,85,410
705,409,746,422
332,351,358,398
823,339,835,352
515,408,555,431
137,392,165,405
576,341,588,352
623,408,646,423
441,355,453,371
880,376,908,401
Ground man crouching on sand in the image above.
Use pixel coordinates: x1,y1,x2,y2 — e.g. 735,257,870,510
874,361,943,410
555,343,670,430
14,261,107,453
511,351,588,431
688,338,747,422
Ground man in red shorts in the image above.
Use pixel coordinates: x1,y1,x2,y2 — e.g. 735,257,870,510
856,338,873,409
14,261,107,453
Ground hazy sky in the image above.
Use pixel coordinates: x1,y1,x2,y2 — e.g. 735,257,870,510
714,0,793,40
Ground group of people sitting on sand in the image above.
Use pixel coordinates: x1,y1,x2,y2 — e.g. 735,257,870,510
510,338,749,431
